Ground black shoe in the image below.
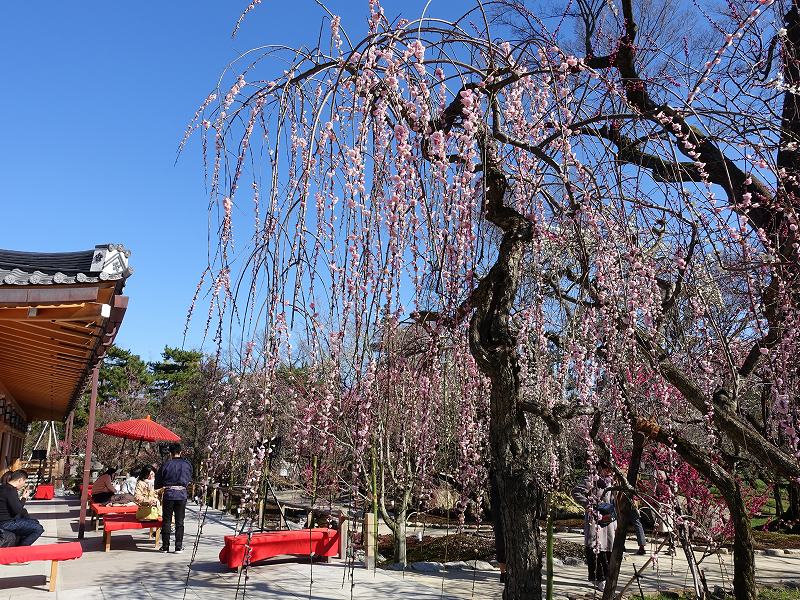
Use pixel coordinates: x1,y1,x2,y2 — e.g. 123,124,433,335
174,548,184,554
637,547,646,555
159,547,170,553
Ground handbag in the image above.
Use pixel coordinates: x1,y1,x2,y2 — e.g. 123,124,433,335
136,503,162,521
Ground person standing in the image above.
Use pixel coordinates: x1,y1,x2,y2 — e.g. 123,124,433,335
571,460,617,591
629,500,647,555
0,470,44,546
155,443,192,554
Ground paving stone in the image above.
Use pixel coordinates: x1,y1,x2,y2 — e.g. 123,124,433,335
9,497,800,600
411,561,444,572
465,559,495,570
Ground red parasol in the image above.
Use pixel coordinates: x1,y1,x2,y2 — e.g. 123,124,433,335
96,415,180,442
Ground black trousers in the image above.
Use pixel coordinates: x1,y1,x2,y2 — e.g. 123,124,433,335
162,498,187,550
92,492,114,504
585,547,610,581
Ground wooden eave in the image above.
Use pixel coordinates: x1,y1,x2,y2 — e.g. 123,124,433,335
0,283,128,421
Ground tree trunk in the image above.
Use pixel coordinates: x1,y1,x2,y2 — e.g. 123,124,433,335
773,481,784,520
466,139,544,599
786,482,800,522
491,389,546,599
675,513,704,599
638,422,757,600
726,478,757,600
603,431,645,599
393,514,407,567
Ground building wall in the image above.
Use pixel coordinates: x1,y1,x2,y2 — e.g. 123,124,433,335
0,378,29,472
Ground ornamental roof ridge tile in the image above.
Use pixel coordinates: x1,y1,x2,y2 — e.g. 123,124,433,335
0,244,132,286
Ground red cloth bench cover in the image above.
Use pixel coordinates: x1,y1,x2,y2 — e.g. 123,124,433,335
0,542,83,592
91,503,137,515
102,515,162,552
33,485,55,500
219,528,340,569
0,542,82,564
103,514,162,531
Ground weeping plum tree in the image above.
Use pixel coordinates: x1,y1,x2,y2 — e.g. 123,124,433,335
186,1,800,598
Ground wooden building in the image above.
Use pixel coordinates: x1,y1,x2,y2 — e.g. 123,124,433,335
0,244,131,471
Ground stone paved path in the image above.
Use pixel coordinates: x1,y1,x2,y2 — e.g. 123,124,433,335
0,497,797,599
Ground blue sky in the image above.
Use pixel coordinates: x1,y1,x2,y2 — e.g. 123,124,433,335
0,0,437,362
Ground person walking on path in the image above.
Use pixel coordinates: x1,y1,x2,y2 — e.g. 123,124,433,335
155,442,192,554
0,470,44,546
571,460,618,591
629,500,647,555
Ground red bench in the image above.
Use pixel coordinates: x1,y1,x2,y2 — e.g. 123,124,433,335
89,502,138,529
102,514,162,552
219,528,341,570
0,542,82,592
33,485,55,500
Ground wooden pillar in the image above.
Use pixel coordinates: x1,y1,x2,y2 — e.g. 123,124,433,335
10,436,21,471
364,511,376,570
78,366,99,539
45,422,54,480
62,412,74,485
338,510,348,559
0,430,8,471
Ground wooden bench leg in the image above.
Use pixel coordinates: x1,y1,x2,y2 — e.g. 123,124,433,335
49,560,58,592
154,527,161,549
104,530,111,552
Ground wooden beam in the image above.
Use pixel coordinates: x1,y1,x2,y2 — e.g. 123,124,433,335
0,303,111,321
0,341,90,364
0,355,87,373
0,371,77,389
7,321,100,345
0,287,100,306
0,327,91,356
0,369,77,386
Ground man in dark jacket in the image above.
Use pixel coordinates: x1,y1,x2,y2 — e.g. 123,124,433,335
155,443,192,553
0,470,44,546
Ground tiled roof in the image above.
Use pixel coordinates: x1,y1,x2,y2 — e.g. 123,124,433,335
0,244,132,286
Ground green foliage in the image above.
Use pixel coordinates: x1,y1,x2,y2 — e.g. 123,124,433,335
149,346,204,400
70,344,217,470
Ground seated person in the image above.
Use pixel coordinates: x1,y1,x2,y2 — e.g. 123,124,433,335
119,468,138,495
134,466,161,521
0,470,44,546
91,467,118,504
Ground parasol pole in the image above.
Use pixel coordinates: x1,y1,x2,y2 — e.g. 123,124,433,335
119,438,127,463
134,439,144,460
